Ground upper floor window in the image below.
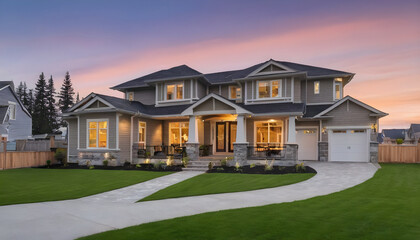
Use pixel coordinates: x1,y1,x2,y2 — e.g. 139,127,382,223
126,92,134,101
138,121,146,148
257,80,281,99
314,81,320,94
334,78,343,100
229,86,241,99
88,120,108,148
166,82,183,100
8,102,16,120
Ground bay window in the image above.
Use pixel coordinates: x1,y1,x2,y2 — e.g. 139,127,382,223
255,121,283,146
169,122,189,145
257,80,282,99
166,82,183,100
88,120,108,148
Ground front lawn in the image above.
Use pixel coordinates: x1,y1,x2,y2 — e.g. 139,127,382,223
0,168,172,206
80,164,420,240
140,172,315,201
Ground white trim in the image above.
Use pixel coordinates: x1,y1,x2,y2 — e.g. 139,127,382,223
76,96,114,112
66,92,96,112
291,77,295,102
244,81,248,102
190,79,193,101
116,113,119,149
155,85,158,104
313,96,388,118
181,93,251,116
164,81,185,102
256,79,282,99
333,79,342,101
193,110,237,115
306,102,336,105
65,120,70,161
325,125,370,130
195,79,198,98
138,120,146,146
1,105,10,124
77,116,80,148
7,101,16,120
314,81,320,94
247,60,295,77
228,85,240,100
86,118,109,149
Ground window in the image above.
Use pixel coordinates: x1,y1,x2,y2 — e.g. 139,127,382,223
314,81,320,94
334,78,342,100
166,83,183,100
127,92,134,101
88,120,108,148
169,122,189,145
138,122,146,147
257,80,281,99
255,121,283,145
8,102,16,120
332,130,346,133
351,130,365,133
229,86,241,99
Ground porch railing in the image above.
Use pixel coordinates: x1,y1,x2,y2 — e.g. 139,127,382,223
247,144,285,160
136,144,186,159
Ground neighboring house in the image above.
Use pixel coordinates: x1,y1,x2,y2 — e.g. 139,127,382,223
62,59,387,165
407,124,420,141
378,129,408,144
0,81,32,141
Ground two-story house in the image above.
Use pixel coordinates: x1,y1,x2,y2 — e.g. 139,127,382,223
63,59,387,166
0,81,32,141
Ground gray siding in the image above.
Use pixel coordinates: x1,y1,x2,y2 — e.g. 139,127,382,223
132,88,155,105
133,117,163,146
204,121,211,145
293,79,301,102
0,87,31,141
197,81,207,98
304,79,334,104
67,118,78,157
79,112,117,149
118,114,131,162
322,100,377,127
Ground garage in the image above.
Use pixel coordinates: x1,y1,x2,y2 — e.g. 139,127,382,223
328,129,369,162
296,128,318,160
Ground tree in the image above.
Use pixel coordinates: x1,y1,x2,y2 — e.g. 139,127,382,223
27,89,34,115
22,82,29,110
58,71,75,113
46,75,58,131
76,92,80,103
16,82,24,101
32,72,50,134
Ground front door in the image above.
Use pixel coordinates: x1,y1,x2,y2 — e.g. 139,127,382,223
216,122,226,152
228,122,237,152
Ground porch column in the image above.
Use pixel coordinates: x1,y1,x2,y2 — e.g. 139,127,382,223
233,114,248,166
287,116,296,143
236,114,247,143
186,115,200,161
188,115,199,143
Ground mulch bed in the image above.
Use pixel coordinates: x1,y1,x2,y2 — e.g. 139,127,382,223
36,163,183,172
207,165,316,174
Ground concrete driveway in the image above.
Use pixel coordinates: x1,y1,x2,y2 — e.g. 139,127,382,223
0,162,378,240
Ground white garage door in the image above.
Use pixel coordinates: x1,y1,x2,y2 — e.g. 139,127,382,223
329,129,369,162
296,128,318,160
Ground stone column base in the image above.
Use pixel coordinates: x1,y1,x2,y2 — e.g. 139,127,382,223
233,143,248,166
185,143,200,161
370,142,379,163
318,142,328,162
284,144,298,161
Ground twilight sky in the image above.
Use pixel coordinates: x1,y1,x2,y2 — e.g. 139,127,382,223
0,0,419,129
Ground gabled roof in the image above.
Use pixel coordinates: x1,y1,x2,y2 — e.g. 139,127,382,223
303,104,333,118
382,129,407,140
111,65,203,90
181,93,251,116
0,84,31,118
111,59,354,89
0,106,9,124
0,81,14,90
313,95,388,118
409,124,420,133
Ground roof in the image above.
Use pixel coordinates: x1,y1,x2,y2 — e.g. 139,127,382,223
409,124,420,133
111,65,202,90
382,129,407,140
112,59,354,89
0,81,14,90
238,102,304,115
0,106,9,124
303,104,333,118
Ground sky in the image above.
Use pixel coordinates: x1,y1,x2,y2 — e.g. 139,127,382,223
0,0,419,130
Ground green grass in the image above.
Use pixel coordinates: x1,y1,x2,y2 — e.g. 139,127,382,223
0,168,172,206
80,164,420,240
140,172,315,201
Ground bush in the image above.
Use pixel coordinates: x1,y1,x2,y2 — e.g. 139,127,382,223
264,160,273,171
182,157,189,167
220,158,227,167
46,160,51,168
396,138,404,144
102,160,109,167
250,163,256,168
54,149,66,164
154,162,161,170
89,165,95,170
86,160,91,167
208,161,214,171
295,163,306,173
216,167,224,172
135,164,141,168
234,162,242,172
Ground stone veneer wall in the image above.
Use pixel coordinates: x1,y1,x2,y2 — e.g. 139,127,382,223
185,143,200,161
77,150,120,166
233,143,248,165
370,142,379,163
318,142,328,161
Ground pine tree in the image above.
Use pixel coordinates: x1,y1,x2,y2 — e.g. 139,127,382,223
58,71,75,113
76,92,80,103
33,72,50,134
46,75,58,131
16,82,24,101
22,82,29,110
27,89,34,115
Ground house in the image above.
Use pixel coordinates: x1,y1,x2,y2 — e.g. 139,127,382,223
407,124,420,142
378,129,408,144
0,81,32,141
62,59,387,166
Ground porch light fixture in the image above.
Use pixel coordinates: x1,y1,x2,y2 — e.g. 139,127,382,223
104,152,110,159
321,127,326,133
269,119,276,122
371,123,378,133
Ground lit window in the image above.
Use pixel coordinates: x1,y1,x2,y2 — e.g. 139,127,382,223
314,81,320,94
8,102,16,120
257,80,281,99
256,121,283,145
88,120,108,148
169,122,189,146
127,92,134,101
334,78,342,100
139,122,146,147
166,83,183,100
229,86,241,99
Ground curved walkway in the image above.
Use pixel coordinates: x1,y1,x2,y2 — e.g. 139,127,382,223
0,162,378,240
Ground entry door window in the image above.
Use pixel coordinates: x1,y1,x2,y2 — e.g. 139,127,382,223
216,122,226,152
169,122,189,146
229,122,237,152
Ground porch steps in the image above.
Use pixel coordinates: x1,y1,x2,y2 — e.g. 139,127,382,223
183,160,219,171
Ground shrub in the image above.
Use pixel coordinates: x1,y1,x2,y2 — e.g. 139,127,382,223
216,167,224,172
396,138,404,144
154,162,162,170
208,161,214,171
145,151,151,157
135,164,141,168
220,158,227,167
102,160,109,167
182,157,189,167
89,165,95,170
250,163,256,168
166,157,174,166
86,160,91,167
264,160,273,171
46,160,51,168
295,163,306,173
54,149,66,163
234,162,242,172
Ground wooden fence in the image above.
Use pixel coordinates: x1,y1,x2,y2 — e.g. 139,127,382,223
0,151,56,170
378,143,420,163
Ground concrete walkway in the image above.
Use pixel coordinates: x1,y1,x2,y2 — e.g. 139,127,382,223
0,162,378,240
